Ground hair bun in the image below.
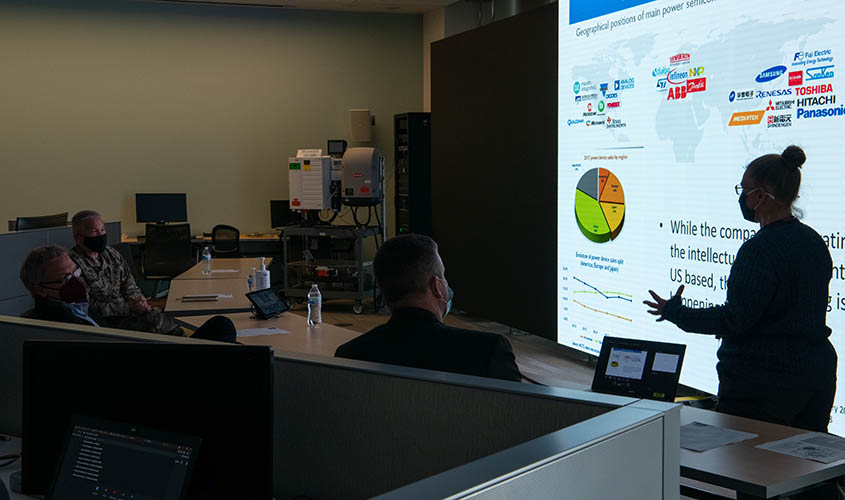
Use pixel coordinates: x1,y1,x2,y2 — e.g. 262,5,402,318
781,145,805,171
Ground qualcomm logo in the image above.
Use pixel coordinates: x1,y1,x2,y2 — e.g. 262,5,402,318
756,65,787,83
806,65,835,81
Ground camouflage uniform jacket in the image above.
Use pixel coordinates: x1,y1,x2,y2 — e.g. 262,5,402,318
68,245,143,320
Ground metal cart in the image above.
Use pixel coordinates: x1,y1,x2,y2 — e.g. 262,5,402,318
281,225,380,314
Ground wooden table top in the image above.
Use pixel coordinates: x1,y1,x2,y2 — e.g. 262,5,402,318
680,406,845,498
174,257,273,280
164,278,251,315
179,312,361,357
122,233,280,244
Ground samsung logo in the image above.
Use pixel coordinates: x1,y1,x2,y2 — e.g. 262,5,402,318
755,65,787,83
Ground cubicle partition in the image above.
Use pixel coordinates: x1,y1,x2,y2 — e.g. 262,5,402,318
0,222,121,316
0,316,680,500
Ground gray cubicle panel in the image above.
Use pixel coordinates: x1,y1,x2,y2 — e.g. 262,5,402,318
0,317,680,500
0,222,120,316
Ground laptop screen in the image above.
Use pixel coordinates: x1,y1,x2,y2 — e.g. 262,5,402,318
48,416,201,500
591,336,686,402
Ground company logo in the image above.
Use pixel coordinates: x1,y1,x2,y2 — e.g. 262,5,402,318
667,69,688,84
606,117,627,128
587,103,593,112
755,65,787,83
580,92,599,100
766,100,775,111
598,100,605,112
729,110,765,126
670,53,690,65
730,90,754,102
687,77,706,93
604,92,619,99
656,79,668,91
806,65,835,81
652,66,670,77
795,84,833,95
767,114,792,128
667,85,687,100
574,82,581,94
797,95,836,107
797,105,845,119
792,49,833,67
729,91,735,102
688,67,704,78
615,78,635,91
579,81,597,92
755,88,792,99
585,119,605,126
607,101,621,108
575,96,582,103
600,82,609,97
567,119,585,126
789,71,803,86
775,99,794,110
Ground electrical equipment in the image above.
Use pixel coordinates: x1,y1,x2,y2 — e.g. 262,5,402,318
288,151,333,211
394,113,431,235
342,147,384,207
327,139,348,157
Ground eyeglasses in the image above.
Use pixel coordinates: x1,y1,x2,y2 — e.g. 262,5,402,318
40,267,81,286
735,184,761,195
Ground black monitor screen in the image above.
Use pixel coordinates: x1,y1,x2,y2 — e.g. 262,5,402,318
23,341,274,499
591,336,686,402
136,194,188,223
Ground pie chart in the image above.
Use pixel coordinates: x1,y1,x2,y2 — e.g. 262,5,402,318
575,168,625,242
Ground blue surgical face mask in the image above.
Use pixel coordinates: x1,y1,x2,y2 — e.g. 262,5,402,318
436,277,454,319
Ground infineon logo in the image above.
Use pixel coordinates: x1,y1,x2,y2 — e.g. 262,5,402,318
756,65,787,83
789,71,803,86
728,110,765,126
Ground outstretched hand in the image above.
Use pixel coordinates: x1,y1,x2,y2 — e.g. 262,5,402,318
643,285,684,321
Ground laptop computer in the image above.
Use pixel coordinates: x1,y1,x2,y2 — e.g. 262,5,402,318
47,415,201,500
591,336,686,402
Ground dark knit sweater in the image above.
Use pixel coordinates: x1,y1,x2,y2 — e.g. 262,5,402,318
662,217,836,389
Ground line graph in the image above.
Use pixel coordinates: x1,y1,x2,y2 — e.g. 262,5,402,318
573,276,633,302
573,299,632,322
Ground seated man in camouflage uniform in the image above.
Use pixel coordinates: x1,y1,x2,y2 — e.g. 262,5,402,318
68,210,182,335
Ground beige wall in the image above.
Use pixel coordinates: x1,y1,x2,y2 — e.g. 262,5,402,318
422,8,445,112
0,0,422,237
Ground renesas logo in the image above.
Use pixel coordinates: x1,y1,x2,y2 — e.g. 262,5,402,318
568,119,585,126
687,77,706,93
728,110,765,126
729,90,754,102
615,78,635,91
755,65,787,83
792,49,833,67
789,71,803,86
653,66,670,77
670,53,690,65
806,65,834,81
755,88,792,99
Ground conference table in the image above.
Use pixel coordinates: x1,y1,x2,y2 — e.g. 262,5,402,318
174,257,272,280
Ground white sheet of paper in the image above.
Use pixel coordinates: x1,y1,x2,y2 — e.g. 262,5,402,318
218,294,233,299
210,269,238,273
652,352,680,373
237,327,290,338
680,422,758,452
757,432,845,463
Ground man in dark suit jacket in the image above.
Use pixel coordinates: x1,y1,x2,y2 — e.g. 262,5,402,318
335,234,523,382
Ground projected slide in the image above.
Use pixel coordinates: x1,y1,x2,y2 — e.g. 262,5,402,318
558,0,845,435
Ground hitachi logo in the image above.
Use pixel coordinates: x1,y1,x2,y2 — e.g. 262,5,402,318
797,95,836,107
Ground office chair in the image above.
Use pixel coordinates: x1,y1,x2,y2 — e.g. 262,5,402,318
142,223,194,297
14,212,68,231
211,224,241,258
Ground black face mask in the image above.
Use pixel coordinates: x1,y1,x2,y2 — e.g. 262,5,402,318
59,276,88,304
83,234,108,253
738,193,757,222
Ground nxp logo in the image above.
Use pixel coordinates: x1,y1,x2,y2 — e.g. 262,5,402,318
756,65,787,83
574,82,581,94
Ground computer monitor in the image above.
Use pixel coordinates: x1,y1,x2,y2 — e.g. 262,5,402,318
23,341,274,499
270,200,296,228
135,193,188,224
591,336,686,402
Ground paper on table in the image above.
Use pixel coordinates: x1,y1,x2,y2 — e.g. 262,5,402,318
757,432,845,463
218,294,233,299
210,269,238,273
680,421,758,452
237,327,290,338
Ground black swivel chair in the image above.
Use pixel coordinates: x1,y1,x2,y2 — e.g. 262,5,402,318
211,224,241,258
142,223,194,296
13,212,69,231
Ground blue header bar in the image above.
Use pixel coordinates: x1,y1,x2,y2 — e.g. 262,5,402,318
569,0,657,24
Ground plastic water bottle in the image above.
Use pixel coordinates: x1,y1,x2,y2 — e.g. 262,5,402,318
201,247,212,275
307,284,322,327
256,257,271,290
247,267,256,292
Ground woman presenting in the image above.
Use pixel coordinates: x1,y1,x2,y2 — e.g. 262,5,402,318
645,145,836,432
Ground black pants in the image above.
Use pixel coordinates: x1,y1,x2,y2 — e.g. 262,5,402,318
716,369,836,433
